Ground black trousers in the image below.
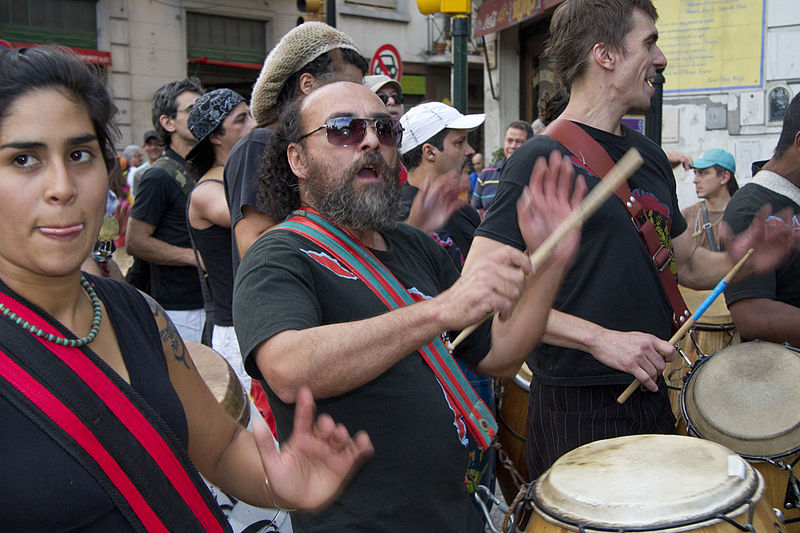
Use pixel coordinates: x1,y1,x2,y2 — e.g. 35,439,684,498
525,377,675,481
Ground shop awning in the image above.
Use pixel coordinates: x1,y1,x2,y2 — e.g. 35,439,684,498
0,40,112,65
188,57,263,70
474,0,565,37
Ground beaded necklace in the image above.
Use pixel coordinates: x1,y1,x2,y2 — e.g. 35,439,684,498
0,276,102,347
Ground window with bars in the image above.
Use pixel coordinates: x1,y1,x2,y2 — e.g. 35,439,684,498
186,12,267,66
0,0,97,48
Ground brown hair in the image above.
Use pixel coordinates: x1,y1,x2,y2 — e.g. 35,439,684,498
544,0,658,92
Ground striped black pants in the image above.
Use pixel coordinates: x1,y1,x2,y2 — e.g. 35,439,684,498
524,377,676,481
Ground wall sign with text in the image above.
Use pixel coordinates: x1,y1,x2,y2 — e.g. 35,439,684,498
657,0,765,93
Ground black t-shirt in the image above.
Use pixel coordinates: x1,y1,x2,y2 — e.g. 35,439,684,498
723,178,800,309
477,123,686,386
224,127,273,276
399,182,481,270
1,276,189,531
129,149,203,310
233,222,487,532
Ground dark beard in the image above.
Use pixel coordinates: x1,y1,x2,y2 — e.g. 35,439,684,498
303,151,401,232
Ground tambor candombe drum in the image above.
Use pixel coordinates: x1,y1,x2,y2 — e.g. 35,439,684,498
527,434,780,532
669,287,740,428
496,363,532,505
682,341,800,531
185,340,250,428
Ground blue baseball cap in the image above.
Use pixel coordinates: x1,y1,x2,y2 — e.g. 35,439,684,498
693,148,735,173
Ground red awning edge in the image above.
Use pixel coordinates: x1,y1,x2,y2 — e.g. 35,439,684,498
188,57,263,71
0,40,112,66
474,0,565,37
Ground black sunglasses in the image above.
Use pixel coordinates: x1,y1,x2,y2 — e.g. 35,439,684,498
378,93,404,105
298,117,404,147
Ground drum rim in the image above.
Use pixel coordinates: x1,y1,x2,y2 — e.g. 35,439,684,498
681,341,800,460
530,476,764,533
531,444,767,533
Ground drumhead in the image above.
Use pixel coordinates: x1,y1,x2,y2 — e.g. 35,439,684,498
682,341,800,459
533,435,764,532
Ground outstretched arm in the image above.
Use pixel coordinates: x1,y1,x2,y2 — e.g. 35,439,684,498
675,205,799,289
252,243,533,403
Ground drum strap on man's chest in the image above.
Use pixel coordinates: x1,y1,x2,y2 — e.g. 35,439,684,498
539,119,690,330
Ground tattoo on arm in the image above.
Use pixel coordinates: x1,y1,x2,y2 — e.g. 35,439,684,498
141,291,194,371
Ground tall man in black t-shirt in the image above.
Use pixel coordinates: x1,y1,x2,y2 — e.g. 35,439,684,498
468,0,796,480
233,81,584,532
724,92,800,347
127,78,206,342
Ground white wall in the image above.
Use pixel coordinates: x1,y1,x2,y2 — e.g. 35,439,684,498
481,25,520,159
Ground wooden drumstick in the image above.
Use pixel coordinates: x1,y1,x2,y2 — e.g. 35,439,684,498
616,248,754,404
448,148,644,351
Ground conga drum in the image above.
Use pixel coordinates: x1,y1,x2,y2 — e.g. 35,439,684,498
682,341,800,531
669,286,740,427
185,340,250,428
496,363,532,505
527,434,781,532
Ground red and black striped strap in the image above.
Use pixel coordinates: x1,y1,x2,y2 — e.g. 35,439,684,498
277,208,497,450
0,286,230,532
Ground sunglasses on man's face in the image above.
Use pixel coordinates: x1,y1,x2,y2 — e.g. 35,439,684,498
378,93,404,105
299,117,404,147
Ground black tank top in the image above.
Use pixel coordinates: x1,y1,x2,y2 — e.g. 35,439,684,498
0,275,189,531
188,179,235,326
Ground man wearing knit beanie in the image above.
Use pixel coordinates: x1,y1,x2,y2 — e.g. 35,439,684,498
224,23,368,274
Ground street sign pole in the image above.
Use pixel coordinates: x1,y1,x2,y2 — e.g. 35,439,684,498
451,15,468,113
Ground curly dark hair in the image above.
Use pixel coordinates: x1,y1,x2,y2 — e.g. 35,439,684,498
257,98,306,222
775,92,800,158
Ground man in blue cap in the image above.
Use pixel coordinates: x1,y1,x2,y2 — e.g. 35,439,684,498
681,148,739,251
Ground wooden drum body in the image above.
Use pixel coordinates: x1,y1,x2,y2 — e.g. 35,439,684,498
185,340,250,428
497,363,532,504
669,287,740,427
527,435,780,533
682,341,800,531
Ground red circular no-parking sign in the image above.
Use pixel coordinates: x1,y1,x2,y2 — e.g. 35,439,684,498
370,44,402,81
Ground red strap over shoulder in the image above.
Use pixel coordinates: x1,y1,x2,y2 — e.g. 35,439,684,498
540,119,690,330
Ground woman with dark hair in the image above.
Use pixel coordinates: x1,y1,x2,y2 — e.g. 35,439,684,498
0,47,372,531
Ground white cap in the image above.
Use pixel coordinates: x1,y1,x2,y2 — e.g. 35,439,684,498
399,102,485,155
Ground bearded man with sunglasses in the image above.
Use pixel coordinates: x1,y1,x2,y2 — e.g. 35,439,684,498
233,81,585,532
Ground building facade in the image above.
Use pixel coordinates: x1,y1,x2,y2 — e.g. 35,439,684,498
473,0,799,207
1,0,484,149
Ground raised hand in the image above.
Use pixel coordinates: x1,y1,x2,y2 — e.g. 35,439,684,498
720,205,799,279
253,386,374,512
517,150,586,267
405,170,467,233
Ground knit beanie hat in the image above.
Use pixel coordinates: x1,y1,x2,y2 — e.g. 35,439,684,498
250,22,360,126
